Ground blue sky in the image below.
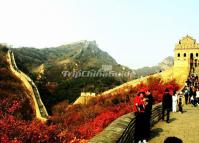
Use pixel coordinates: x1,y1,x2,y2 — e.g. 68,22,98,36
0,0,199,69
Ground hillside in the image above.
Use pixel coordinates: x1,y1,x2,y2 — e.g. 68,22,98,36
0,44,71,143
12,40,133,80
0,45,35,120
12,41,134,113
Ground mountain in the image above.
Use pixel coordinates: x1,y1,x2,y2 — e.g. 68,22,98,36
135,56,174,77
12,41,134,114
12,40,133,80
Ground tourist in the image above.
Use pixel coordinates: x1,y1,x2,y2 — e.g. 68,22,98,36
189,86,193,103
186,78,191,87
191,87,197,106
178,92,183,113
190,95,195,106
172,91,178,112
133,91,147,143
144,89,154,140
196,75,198,81
196,88,199,105
164,136,183,143
184,87,189,104
162,88,172,123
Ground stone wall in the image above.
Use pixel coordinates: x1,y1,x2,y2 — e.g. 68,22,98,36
6,50,48,121
74,92,96,105
89,103,162,143
75,67,188,105
101,68,178,96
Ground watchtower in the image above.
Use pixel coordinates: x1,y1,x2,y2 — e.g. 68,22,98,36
174,35,199,79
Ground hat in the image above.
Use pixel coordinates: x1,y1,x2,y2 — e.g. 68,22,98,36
138,87,149,93
139,88,146,93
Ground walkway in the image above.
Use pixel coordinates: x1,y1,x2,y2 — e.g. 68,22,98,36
149,104,199,143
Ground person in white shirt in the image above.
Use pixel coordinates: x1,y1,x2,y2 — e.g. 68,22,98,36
196,88,199,105
190,95,195,106
172,91,178,112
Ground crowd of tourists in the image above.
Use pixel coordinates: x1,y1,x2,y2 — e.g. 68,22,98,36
167,74,199,119
133,74,199,143
184,74,199,106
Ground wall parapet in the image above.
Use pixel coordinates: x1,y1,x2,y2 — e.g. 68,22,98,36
89,103,162,143
100,68,174,96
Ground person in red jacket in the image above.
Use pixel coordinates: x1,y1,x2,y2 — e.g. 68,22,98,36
133,94,145,113
134,91,147,143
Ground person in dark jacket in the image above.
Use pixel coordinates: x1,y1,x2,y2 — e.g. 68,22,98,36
192,87,197,106
145,89,154,140
162,88,172,123
189,86,193,104
184,87,189,104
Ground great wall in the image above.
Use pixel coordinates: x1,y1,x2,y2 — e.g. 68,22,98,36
4,35,199,142
74,67,188,105
75,35,199,105
6,50,48,121
88,35,199,142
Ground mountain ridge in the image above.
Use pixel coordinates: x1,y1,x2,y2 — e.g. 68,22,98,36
135,56,173,77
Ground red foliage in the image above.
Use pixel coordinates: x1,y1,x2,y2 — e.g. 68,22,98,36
0,114,62,143
1,75,180,143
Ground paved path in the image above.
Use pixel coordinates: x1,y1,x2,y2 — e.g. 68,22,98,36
149,104,199,143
